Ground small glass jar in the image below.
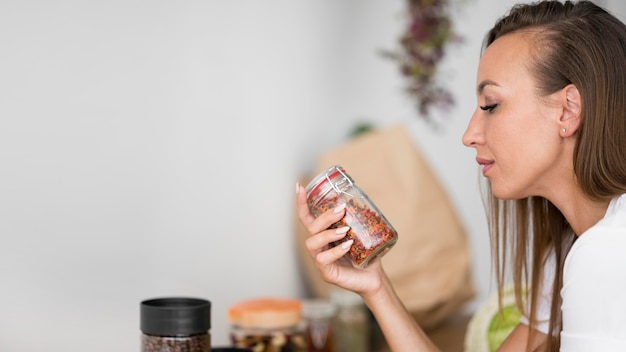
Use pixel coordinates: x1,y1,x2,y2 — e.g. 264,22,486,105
140,297,211,352
301,299,336,352
330,289,369,352
305,165,398,268
228,298,307,352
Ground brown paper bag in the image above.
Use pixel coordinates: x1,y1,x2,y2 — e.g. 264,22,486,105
294,124,475,329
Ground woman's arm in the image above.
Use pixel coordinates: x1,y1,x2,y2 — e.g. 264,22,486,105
296,183,439,351
362,261,440,352
297,183,546,351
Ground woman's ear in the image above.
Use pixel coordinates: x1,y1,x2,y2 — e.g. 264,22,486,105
559,84,581,137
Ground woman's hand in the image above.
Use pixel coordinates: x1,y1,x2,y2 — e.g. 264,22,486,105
295,183,383,296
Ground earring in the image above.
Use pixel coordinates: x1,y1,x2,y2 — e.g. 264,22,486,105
562,128,566,133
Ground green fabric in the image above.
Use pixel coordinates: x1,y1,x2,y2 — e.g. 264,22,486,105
487,305,522,352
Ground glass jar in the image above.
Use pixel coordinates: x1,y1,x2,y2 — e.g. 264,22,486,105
228,298,307,352
305,165,398,268
301,299,336,352
140,297,211,352
330,289,369,352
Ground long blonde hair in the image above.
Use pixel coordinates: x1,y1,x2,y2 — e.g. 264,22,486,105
483,1,626,350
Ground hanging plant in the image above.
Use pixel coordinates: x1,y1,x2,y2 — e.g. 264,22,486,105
382,0,463,125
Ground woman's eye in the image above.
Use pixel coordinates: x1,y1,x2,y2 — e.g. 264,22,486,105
480,104,497,112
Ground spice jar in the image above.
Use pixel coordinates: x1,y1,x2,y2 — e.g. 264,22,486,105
330,289,369,352
301,299,336,352
140,297,211,352
228,298,307,352
305,165,398,268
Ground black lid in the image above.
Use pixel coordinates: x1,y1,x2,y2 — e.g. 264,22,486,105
140,297,211,336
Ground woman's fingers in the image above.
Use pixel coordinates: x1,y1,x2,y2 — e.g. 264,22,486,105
296,181,353,282
314,239,353,265
305,226,350,253
295,183,315,226
296,182,346,235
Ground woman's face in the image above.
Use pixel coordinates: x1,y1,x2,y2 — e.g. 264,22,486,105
462,32,566,200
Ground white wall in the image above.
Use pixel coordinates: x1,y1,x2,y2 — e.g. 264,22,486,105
1,1,624,351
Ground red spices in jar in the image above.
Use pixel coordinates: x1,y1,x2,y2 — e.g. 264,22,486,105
305,165,398,268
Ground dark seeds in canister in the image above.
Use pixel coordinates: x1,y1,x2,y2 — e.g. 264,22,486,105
142,334,210,352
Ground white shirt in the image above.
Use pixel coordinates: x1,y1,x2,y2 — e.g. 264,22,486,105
519,194,626,350
560,193,626,351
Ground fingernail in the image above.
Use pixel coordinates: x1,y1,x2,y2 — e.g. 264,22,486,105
340,239,353,250
335,226,350,235
333,203,346,214
295,182,300,194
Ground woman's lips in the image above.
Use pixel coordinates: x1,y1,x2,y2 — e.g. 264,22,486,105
476,157,494,176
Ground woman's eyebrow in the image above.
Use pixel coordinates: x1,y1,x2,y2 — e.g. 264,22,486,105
477,79,500,95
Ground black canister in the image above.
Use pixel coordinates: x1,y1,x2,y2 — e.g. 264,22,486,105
141,297,211,352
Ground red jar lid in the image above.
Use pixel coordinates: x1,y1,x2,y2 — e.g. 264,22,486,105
305,165,350,200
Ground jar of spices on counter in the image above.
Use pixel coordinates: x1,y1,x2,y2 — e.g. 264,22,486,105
301,299,336,352
140,297,211,352
228,297,307,352
330,289,369,352
305,165,398,268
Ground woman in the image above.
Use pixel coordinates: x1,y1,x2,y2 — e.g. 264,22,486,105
295,1,626,351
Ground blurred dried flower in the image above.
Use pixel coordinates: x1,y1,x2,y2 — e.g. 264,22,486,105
382,0,463,125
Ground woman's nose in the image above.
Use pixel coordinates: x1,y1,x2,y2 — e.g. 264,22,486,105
462,110,484,148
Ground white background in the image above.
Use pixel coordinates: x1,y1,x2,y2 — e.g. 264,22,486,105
1,0,624,350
